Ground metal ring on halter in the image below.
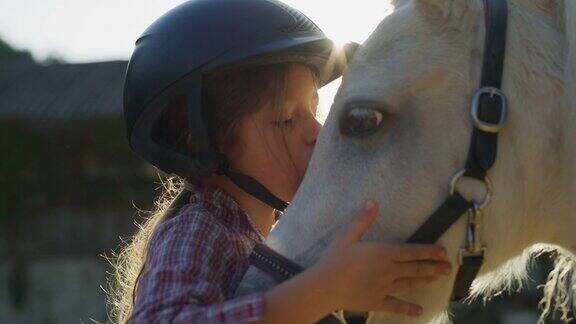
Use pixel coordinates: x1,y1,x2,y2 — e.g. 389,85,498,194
449,169,493,210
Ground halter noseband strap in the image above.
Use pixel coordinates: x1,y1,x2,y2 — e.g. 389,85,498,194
248,0,509,321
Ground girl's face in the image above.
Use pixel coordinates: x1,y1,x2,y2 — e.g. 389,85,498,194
225,64,321,202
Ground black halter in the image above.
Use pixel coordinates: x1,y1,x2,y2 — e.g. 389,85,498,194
248,0,508,321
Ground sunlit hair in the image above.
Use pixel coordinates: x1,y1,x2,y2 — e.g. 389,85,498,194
104,62,318,324
104,175,184,324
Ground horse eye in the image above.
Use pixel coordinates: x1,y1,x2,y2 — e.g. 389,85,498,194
340,104,385,138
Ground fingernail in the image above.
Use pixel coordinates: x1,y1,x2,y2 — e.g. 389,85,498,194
364,200,375,211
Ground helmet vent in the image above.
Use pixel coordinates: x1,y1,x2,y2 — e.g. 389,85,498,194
266,0,322,34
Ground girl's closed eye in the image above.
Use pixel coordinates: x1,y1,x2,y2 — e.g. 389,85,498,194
273,117,295,128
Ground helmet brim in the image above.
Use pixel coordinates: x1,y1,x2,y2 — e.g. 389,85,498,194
202,37,347,88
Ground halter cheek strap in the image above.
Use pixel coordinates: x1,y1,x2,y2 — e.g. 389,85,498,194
408,0,509,300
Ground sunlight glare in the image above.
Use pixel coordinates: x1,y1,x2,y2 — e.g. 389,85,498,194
280,0,393,119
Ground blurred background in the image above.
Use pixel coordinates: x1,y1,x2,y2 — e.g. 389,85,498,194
0,0,569,323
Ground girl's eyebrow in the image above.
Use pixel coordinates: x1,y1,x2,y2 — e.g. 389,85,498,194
284,91,318,105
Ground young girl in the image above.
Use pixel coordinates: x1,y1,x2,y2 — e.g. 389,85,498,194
108,0,452,323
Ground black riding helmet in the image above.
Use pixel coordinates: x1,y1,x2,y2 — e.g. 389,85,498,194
124,0,357,211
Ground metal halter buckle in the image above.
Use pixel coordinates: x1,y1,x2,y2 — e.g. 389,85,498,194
470,86,508,133
449,169,493,211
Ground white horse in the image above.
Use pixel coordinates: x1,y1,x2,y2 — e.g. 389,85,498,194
237,0,576,322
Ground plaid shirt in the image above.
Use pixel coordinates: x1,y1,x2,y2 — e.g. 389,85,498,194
130,184,267,323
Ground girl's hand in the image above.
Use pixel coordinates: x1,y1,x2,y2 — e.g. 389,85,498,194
312,200,452,317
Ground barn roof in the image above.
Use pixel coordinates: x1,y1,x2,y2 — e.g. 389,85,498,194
0,60,128,121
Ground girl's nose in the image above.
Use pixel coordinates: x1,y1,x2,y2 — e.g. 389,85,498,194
306,116,321,146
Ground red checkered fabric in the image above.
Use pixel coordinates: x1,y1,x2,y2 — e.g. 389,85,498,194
130,184,267,323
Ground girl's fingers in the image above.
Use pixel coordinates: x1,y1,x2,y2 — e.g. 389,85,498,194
341,200,379,243
391,261,452,278
379,296,423,317
388,245,448,262
389,277,438,292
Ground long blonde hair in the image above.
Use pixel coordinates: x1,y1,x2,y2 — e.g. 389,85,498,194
105,63,315,323
104,176,186,324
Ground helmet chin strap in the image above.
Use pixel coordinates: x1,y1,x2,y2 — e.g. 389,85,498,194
216,161,289,212
184,154,289,212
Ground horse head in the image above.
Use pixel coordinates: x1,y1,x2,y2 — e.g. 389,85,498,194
237,0,575,322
